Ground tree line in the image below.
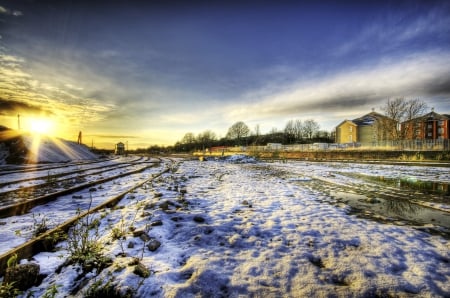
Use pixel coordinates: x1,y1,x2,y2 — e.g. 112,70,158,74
123,97,429,154
173,97,429,153
173,118,334,152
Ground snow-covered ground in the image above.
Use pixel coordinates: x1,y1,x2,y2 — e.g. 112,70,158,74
2,156,449,297
0,133,97,165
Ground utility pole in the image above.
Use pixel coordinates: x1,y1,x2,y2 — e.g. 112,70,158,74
17,114,20,130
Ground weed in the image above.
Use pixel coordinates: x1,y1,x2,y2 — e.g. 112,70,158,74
0,257,21,297
0,281,21,298
44,230,67,250
84,278,133,298
46,171,57,185
7,254,18,268
66,195,110,272
42,284,61,298
32,213,49,237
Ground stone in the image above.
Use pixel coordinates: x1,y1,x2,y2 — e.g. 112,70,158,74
4,263,40,291
150,220,163,226
193,216,205,223
134,262,150,278
147,239,161,252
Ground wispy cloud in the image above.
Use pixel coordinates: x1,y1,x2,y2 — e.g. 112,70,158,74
224,51,450,129
0,49,117,133
0,5,22,17
336,3,450,57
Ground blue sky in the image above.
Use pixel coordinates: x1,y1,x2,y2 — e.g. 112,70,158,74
1,0,449,148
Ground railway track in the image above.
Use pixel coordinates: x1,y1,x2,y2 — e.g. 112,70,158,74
0,157,155,209
0,156,142,184
0,157,177,275
0,156,121,176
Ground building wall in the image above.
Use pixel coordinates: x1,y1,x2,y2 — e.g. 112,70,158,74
336,121,357,144
358,125,377,145
404,118,450,140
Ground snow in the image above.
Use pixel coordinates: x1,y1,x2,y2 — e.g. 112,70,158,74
0,134,97,165
22,135,98,163
0,157,449,297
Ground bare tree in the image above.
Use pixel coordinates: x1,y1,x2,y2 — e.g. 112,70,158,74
303,119,320,140
226,121,250,145
252,124,260,137
181,132,196,144
284,120,296,144
403,98,428,139
381,97,427,140
197,130,217,150
294,119,303,142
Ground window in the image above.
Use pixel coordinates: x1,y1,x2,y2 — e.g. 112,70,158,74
349,126,353,132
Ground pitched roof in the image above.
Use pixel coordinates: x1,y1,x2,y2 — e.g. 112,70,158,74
414,111,450,121
352,111,390,126
335,119,357,128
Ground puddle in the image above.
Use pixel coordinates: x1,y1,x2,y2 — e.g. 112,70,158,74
299,177,450,238
361,175,450,197
329,190,450,238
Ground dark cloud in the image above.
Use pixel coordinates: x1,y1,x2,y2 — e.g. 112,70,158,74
0,98,53,115
424,76,450,95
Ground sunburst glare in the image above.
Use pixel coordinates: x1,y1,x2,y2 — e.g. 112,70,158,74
27,118,55,136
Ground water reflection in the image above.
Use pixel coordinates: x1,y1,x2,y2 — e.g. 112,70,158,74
375,176,450,196
384,198,420,216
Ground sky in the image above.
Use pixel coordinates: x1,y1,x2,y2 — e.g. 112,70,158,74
0,0,449,149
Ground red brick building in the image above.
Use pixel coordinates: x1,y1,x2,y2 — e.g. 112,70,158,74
402,110,450,140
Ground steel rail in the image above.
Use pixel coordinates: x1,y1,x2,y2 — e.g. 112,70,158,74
0,160,172,276
0,161,159,218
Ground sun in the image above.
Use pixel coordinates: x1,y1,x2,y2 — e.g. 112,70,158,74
28,118,55,136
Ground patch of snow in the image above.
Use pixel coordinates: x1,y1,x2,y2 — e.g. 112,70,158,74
22,135,97,163
10,158,448,297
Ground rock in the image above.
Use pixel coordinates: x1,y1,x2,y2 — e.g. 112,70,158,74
140,233,151,242
132,229,146,237
133,229,151,242
134,262,150,278
150,220,163,226
147,239,161,252
128,241,135,248
193,216,205,223
367,197,381,204
4,263,40,291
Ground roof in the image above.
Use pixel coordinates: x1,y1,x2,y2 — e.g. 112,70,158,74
352,111,390,126
335,119,357,129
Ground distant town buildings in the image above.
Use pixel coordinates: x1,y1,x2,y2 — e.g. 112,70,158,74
402,109,450,140
335,111,395,145
335,109,450,145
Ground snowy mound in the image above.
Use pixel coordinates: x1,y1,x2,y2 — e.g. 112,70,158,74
22,135,98,163
0,128,98,164
224,154,257,163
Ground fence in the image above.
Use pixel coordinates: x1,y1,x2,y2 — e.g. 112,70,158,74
246,139,450,152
